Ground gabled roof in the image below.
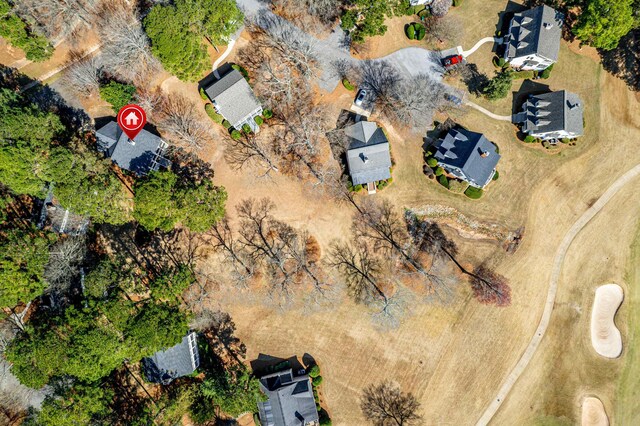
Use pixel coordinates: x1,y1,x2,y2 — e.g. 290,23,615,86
506,5,563,61
258,369,319,426
143,332,200,385
345,121,391,185
519,90,583,136
434,128,500,187
95,121,170,175
204,69,262,128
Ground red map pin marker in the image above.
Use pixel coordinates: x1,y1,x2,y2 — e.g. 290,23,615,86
117,104,147,140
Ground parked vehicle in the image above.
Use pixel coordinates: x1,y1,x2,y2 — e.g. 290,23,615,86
445,93,463,106
354,89,367,106
442,54,463,68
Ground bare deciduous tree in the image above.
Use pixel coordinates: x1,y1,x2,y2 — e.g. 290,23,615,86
156,94,213,150
190,309,246,364
95,1,159,82
224,132,280,177
60,50,102,97
44,236,86,296
360,380,423,426
14,0,100,42
469,266,512,306
430,0,452,18
424,16,462,45
271,0,341,32
205,217,256,288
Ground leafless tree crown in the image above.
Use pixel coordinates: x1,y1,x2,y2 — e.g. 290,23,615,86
360,380,423,426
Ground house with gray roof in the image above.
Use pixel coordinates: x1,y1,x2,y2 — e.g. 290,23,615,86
345,121,392,194
503,5,563,71
142,332,199,385
515,90,583,141
433,128,500,188
204,68,263,133
257,369,319,426
95,121,170,175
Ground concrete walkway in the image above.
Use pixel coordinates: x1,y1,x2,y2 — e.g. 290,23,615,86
476,163,640,426
460,36,502,58
465,101,512,122
213,28,242,78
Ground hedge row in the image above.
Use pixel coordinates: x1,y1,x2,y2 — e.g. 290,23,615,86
342,78,355,91
205,103,223,124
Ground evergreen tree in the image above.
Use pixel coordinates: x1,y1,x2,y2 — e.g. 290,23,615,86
482,71,513,100
573,0,636,50
99,81,137,113
34,382,114,426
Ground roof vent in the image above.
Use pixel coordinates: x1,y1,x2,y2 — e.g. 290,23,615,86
568,102,580,110
480,150,489,158
127,138,136,146
361,153,369,163
543,22,553,29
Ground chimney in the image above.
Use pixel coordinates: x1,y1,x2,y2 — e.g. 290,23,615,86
568,102,580,110
127,137,136,146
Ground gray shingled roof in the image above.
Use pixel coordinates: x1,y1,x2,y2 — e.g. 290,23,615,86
345,121,392,185
143,332,200,385
204,69,262,128
434,128,501,188
258,369,319,426
519,90,583,137
506,5,563,62
95,121,170,175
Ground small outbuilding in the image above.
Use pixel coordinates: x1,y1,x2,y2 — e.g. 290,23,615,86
503,5,563,71
345,121,392,194
433,128,500,188
142,332,200,385
515,90,584,141
95,121,170,175
204,68,263,132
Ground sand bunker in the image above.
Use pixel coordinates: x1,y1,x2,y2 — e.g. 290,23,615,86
590,284,624,358
581,397,609,426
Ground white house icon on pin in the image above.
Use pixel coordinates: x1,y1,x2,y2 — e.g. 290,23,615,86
124,111,139,126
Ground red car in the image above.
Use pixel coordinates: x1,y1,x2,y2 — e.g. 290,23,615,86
442,54,463,68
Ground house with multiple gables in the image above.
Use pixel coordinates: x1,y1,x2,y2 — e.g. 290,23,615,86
503,5,563,71
257,368,319,426
204,68,263,133
142,332,200,385
515,90,584,141
345,120,392,194
433,128,501,189
95,121,170,176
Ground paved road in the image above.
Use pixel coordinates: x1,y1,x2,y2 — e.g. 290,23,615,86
476,163,640,426
465,101,512,121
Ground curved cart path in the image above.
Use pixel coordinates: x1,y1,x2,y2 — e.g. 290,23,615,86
476,163,640,426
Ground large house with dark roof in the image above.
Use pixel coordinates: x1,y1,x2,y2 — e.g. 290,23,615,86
515,90,583,141
95,121,170,175
503,5,563,71
257,369,319,426
204,68,263,132
345,121,392,194
142,332,200,385
433,128,501,188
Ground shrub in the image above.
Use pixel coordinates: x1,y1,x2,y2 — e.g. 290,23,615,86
222,119,231,129
254,115,264,126
540,64,554,79
406,24,416,40
426,157,438,168
438,175,449,189
319,407,332,426
312,376,323,386
231,63,249,81
415,23,426,40
205,104,223,124
453,0,463,6
387,177,393,184
242,123,252,133
561,138,570,144
99,81,137,113
309,365,321,378
262,109,273,119
230,130,241,140
464,186,484,199
199,87,208,100
353,184,363,192
435,166,444,176
524,135,536,143
492,170,500,181
492,56,507,68
342,78,355,91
